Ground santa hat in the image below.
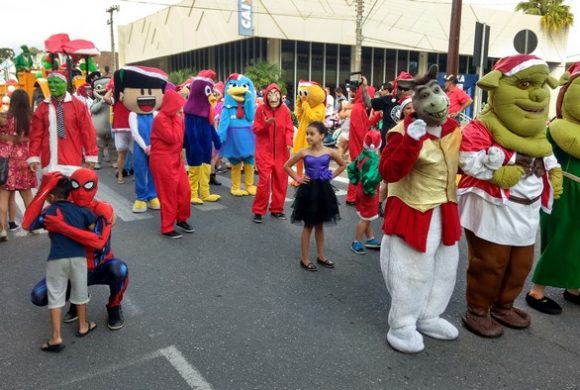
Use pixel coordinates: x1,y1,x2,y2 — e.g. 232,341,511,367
363,130,382,152
398,97,413,120
113,66,168,101
197,69,217,81
556,61,580,118
492,54,547,76
48,71,67,82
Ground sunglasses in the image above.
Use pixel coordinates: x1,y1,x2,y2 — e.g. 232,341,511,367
397,87,411,92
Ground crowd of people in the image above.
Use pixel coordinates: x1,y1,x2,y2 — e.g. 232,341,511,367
2,53,579,356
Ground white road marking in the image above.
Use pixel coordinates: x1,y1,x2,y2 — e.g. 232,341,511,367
51,345,213,389
96,182,152,222
159,345,213,390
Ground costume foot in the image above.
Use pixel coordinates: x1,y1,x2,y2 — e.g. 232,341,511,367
190,197,204,205
563,290,580,305
132,200,147,213
148,198,161,210
526,293,562,315
491,306,531,329
107,306,125,330
41,340,64,352
387,326,424,353
63,304,78,323
245,186,257,196
231,189,248,197
462,310,503,338
201,194,221,202
417,317,458,340
76,321,97,337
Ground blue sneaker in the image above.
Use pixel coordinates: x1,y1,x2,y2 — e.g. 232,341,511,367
365,238,381,249
351,241,366,255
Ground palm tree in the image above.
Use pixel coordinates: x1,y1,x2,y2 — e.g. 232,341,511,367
515,0,574,32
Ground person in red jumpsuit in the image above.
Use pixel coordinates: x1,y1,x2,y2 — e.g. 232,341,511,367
149,90,194,239
251,83,294,223
346,78,375,205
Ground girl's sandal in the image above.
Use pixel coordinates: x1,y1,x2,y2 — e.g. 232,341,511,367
317,257,335,268
300,260,318,272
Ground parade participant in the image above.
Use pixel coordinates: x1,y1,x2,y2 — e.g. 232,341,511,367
24,169,129,330
444,75,473,119
183,76,221,204
218,73,257,196
526,62,580,314
150,90,194,238
27,72,98,175
210,81,226,186
90,77,113,169
14,45,34,73
458,54,562,338
251,83,294,223
104,79,132,184
292,81,326,184
114,66,167,212
380,65,462,353
25,176,97,352
285,121,346,272
346,75,374,205
347,130,382,254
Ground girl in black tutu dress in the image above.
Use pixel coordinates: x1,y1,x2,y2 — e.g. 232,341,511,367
284,122,346,271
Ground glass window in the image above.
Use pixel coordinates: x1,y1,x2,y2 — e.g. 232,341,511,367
361,47,372,82
311,42,324,83
385,49,397,82
373,47,384,87
281,40,295,89
438,53,448,74
296,40,309,81
397,50,408,74
339,44,350,87
409,51,419,75
325,44,337,88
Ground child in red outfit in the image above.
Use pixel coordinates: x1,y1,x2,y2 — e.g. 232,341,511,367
251,84,294,223
149,90,193,238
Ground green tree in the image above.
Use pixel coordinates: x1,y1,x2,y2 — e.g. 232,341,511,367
0,48,15,62
169,69,194,85
515,0,574,32
245,62,287,94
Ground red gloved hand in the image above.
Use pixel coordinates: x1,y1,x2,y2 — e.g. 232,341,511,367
42,208,68,233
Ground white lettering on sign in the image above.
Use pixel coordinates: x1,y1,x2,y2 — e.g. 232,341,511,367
240,0,252,29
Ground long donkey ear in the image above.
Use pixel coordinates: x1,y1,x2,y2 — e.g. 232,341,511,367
427,64,438,80
397,79,417,90
415,64,438,85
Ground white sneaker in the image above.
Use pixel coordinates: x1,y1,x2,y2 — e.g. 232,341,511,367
0,230,7,242
387,326,424,353
417,317,458,340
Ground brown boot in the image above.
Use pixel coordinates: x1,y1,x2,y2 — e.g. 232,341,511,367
490,306,530,329
462,307,503,338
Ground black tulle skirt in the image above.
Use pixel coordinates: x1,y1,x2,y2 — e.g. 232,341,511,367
290,179,341,226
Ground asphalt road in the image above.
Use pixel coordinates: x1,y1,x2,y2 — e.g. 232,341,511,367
1,163,579,390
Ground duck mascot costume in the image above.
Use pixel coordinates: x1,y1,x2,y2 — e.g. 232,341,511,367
457,54,562,338
218,73,257,196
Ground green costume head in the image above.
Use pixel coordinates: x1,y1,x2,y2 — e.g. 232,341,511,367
48,73,67,98
549,62,580,159
477,54,558,157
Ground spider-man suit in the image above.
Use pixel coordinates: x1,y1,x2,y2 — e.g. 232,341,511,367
23,169,129,330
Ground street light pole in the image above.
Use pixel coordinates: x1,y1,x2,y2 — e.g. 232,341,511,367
107,5,120,72
354,0,364,72
446,0,462,76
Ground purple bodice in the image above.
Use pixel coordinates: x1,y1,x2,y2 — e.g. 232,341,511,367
304,154,332,181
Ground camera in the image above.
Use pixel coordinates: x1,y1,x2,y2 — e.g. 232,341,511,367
347,72,363,91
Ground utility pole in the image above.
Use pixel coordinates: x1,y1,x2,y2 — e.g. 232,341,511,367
107,5,120,72
446,0,462,76
354,0,364,72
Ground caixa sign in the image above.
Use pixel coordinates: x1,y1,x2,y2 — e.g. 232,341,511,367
239,0,254,36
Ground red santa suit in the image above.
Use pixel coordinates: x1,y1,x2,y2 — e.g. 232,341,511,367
149,90,191,234
379,115,462,354
347,86,375,203
252,84,294,216
27,93,98,175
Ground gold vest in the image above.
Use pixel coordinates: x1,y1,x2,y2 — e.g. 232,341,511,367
387,122,461,212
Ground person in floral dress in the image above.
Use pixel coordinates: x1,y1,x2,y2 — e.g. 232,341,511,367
0,89,37,241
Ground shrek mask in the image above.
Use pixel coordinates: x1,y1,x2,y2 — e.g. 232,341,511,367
550,62,580,159
113,66,168,114
48,74,67,98
477,55,558,157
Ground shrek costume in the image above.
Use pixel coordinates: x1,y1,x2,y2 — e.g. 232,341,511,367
457,55,563,338
529,62,580,311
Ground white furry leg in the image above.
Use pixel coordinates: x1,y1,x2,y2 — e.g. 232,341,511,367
417,317,458,340
387,326,424,354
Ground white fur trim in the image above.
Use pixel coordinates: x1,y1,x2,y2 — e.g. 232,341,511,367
42,164,80,176
504,59,547,76
85,155,98,163
124,66,168,81
26,156,40,165
457,186,508,206
47,103,59,172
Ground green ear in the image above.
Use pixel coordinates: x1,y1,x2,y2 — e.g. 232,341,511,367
477,70,503,91
546,75,560,89
558,71,571,86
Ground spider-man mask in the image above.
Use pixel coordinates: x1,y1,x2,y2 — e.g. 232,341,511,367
70,168,98,207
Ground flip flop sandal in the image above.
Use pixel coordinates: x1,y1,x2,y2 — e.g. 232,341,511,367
41,340,65,352
317,257,335,268
300,261,318,272
76,321,97,338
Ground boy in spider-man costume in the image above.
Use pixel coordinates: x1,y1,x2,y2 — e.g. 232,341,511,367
23,169,129,330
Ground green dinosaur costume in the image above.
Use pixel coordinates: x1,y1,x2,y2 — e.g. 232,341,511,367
532,62,580,290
